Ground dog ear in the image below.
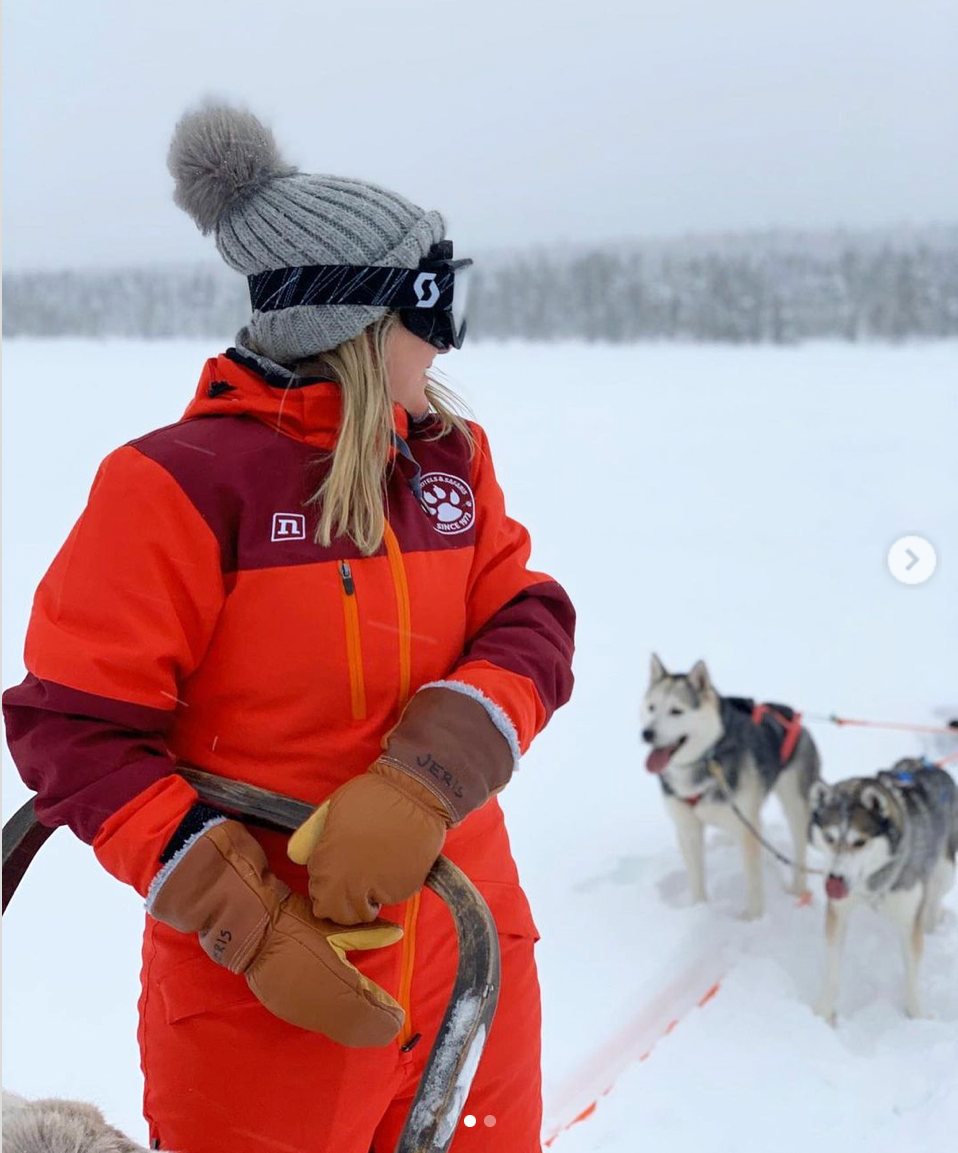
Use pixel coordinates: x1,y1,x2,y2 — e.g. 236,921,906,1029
650,653,668,683
888,756,921,775
861,784,892,820
687,659,712,694
809,780,832,812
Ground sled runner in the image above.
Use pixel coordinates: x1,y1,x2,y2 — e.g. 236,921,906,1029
3,768,501,1153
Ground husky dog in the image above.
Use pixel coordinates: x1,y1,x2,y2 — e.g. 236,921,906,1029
642,655,820,918
2,1090,153,1153
809,758,958,1021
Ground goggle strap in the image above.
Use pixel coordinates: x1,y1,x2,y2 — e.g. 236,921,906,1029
248,262,467,314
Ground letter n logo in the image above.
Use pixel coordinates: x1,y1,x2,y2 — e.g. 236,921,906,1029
271,512,306,541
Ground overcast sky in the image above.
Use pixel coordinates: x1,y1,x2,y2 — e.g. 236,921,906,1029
4,0,956,270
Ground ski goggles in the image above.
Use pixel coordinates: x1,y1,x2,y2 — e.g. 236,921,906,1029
247,240,473,351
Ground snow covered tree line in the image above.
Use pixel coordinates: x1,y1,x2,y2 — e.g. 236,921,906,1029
4,226,956,342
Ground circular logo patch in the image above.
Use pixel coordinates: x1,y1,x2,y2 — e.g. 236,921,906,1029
419,472,475,535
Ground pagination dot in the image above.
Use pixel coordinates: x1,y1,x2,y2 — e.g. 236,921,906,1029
463,1115,476,1128
484,1114,497,1127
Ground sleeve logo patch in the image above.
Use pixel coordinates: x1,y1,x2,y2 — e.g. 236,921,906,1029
418,473,475,535
271,512,306,541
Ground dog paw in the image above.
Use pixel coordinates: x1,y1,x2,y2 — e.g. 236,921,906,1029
904,999,925,1020
738,905,764,922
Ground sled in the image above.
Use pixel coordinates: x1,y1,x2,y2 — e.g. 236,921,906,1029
2,767,501,1153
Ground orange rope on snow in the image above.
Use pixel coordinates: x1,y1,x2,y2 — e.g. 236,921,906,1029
542,979,724,1146
541,962,730,1148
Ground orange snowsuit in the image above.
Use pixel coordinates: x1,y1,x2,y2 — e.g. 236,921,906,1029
3,347,575,1152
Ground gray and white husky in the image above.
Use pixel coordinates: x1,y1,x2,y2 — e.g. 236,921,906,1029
1,1090,153,1153
809,758,958,1021
642,655,820,918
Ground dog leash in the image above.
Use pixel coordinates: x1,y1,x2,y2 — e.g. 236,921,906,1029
704,759,826,877
802,713,958,771
802,713,958,739
705,737,958,877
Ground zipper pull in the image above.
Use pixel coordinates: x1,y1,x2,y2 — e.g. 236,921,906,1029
339,560,355,595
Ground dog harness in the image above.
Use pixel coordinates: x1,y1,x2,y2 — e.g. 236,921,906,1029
746,701,804,764
678,698,804,807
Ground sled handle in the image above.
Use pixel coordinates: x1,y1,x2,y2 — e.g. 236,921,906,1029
2,768,501,1153
2,796,55,913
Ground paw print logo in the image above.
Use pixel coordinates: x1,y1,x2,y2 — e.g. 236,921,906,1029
418,472,475,535
423,484,463,523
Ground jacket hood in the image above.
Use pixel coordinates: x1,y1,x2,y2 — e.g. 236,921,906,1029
182,346,411,448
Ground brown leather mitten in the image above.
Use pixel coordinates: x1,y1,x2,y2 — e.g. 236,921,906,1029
289,686,516,925
148,819,404,1047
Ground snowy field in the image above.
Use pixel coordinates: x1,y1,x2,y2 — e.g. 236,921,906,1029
3,338,957,1151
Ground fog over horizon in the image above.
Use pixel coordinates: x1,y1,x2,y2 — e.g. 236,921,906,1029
4,0,957,272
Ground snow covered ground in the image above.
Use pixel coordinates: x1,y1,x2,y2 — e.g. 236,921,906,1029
3,338,957,1151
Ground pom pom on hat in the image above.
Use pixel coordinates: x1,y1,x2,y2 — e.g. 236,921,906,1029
168,101,296,235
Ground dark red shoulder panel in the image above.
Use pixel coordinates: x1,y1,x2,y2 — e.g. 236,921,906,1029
2,674,176,842
132,416,479,571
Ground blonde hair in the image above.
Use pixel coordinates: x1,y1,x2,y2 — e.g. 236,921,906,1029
296,313,472,555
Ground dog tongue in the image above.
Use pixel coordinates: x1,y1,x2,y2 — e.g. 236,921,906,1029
646,745,676,774
825,874,849,900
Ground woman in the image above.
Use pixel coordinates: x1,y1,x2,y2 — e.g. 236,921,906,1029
2,104,575,1152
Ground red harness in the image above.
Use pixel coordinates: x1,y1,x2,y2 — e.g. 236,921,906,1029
681,702,804,807
751,702,804,763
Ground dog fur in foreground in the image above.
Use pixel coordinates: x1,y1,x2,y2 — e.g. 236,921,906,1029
2,1090,154,1153
641,655,820,919
809,758,958,1021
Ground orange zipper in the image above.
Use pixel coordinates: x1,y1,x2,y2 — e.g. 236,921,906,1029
382,521,419,1046
338,560,367,720
382,522,412,710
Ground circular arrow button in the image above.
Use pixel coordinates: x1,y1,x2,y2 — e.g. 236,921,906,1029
887,535,937,586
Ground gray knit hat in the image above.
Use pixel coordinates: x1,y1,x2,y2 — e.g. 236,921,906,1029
168,102,445,362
